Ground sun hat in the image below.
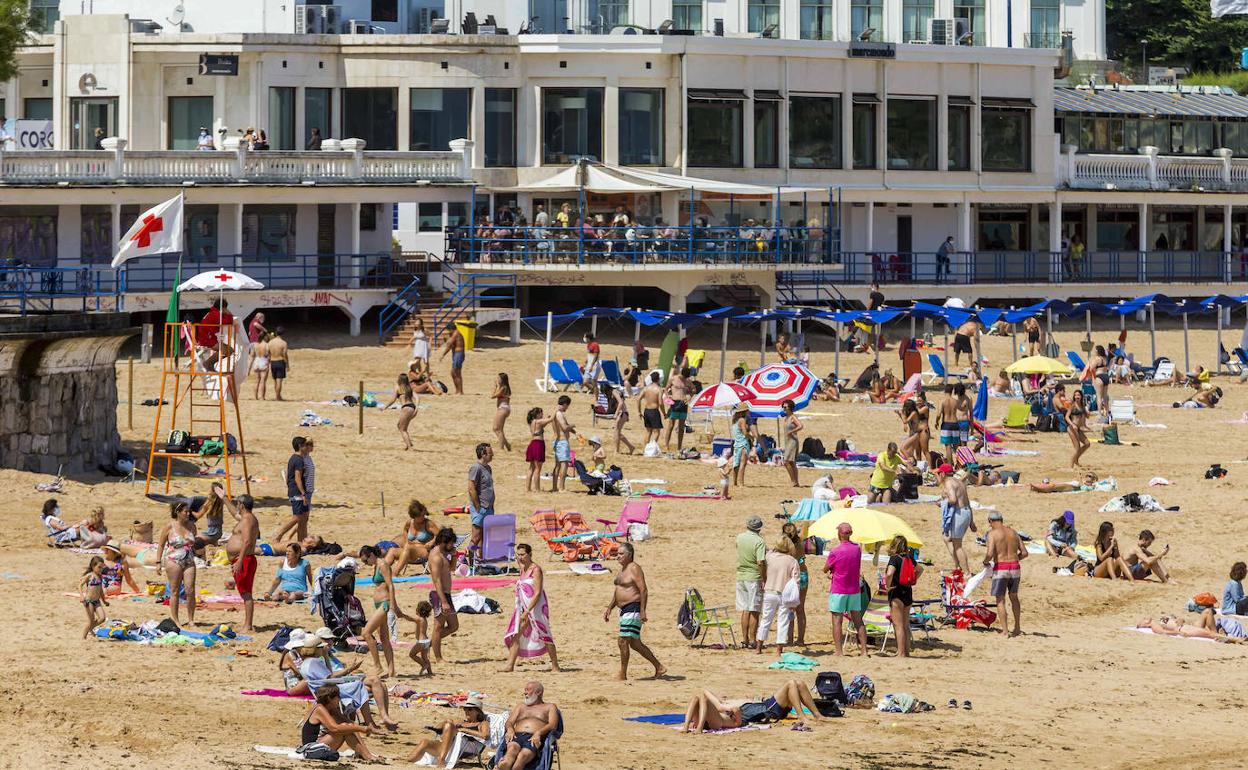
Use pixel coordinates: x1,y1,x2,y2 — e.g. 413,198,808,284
283,629,309,650
745,515,763,532
733,402,750,414
1063,510,1075,525
937,463,954,474
313,627,336,641
588,435,602,445
463,694,484,709
102,539,121,553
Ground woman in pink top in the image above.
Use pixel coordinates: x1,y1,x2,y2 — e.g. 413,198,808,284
824,522,869,656
756,537,800,656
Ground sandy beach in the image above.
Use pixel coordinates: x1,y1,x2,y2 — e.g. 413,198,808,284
3,315,1247,769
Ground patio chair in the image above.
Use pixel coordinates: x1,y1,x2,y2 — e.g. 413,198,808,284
1149,359,1175,385
1002,402,1032,430
600,359,624,386
683,588,737,649
560,359,585,389
921,353,966,385
938,569,997,630
537,361,578,392
846,592,938,654
590,389,618,427
470,513,516,575
558,509,618,559
1108,397,1136,424
595,499,651,538
1067,350,1087,372
531,509,596,562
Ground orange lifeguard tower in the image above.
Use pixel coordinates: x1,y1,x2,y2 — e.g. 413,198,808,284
144,319,250,496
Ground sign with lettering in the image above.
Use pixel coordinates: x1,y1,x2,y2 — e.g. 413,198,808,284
198,54,239,76
13,119,54,150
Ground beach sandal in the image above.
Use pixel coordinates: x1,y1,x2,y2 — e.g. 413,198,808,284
962,700,972,710
947,699,958,708
791,722,812,732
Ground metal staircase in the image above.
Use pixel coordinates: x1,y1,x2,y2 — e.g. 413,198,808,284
776,269,853,309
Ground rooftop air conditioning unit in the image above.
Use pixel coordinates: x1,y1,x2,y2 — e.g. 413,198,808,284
296,5,341,34
414,7,442,33
347,19,373,34
130,18,163,33
928,18,968,45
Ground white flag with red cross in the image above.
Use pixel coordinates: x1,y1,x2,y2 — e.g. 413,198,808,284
111,194,184,268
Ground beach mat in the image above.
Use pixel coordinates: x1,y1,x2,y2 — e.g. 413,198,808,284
630,490,722,499
625,714,685,725
244,688,313,699
1124,627,1216,643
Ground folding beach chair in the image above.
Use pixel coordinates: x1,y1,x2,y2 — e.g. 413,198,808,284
921,353,966,385
938,569,997,630
600,359,624,386
683,588,737,649
531,509,595,562
596,499,651,538
537,361,578,392
1234,348,1248,373
1067,350,1087,372
1109,397,1136,424
1149,360,1175,385
845,592,937,654
1002,402,1032,430
471,513,516,575
560,359,585,389
590,389,618,427
559,509,619,559
486,709,562,770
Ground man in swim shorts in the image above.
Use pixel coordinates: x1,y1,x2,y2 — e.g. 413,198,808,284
604,543,666,680
638,371,665,447
664,367,692,452
938,464,975,574
983,510,1025,638
551,395,575,492
267,327,289,401
439,325,466,395
222,491,260,632
496,681,559,770
952,319,979,368
428,528,460,664
467,442,495,560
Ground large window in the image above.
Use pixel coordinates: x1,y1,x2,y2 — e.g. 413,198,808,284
800,0,833,40
269,87,295,150
409,88,471,152
305,88,333,146
619,88,664,166
543,88,603,164
688,96,742,167
754,98,779,168
591,0,630,29
748,0,780,33
982,106,1031,171
0,207,57,266
372,0,397,22
978,210,1028,250
30,0,58,34
341,88,397,150
418,203,443,232
851,0,883,40
789,96,841,169
80,206,112,264
948,103,971,170
241,205,296,260
1027,0,1060,48
673,0,702,32
852,100,876,169
887,99,935,170
902,0,934,42
168,96,213,151
23,98,52,121
954,0,984,44
485,88,516,167
186,205,218,258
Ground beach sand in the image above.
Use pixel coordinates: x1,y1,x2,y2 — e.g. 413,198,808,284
2,316,1246,769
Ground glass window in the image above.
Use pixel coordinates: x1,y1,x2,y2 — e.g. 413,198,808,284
168,96,213,151
372,0,397,22
268,87,295,150
978,210,1028,250
409,88,471,152
754,100,778,168
186,205,217,258
241,205,296,260
619,88,664,166
591,0,630,30
447,202,469,227
851,0,884,40
418,203,442,232
748,0,780,33
902,0,934,43
800,0,833,40
23,98,52,121
80,206,112,264
982,107,1031,171
948,104,971,170
954,0,984,44
70,98,117,149
852,102,876,169
688,98,742,167
305,88,333,147
1028,0,1060,48
485,88,517,167
543,88,604,164
29,0,59,34
341,88,398,150
790,96,841,169
887,99,935,170
673,1,702,32
0,207,58,266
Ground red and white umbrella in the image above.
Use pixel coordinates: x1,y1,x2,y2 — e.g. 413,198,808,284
740,363,818,417
690,381,756,412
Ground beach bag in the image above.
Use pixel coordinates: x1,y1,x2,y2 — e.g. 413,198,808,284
898,556,918,587
781,577,801,608
628,523,651,542
131,520,153,543
845,674,875,706
835,438,850,453
199,439,225,457
166,429,190,452
1044,341,1060,358
815,671,848,704
1035,413,1058,432
643,441,661,458
677,592,700,640
896,473,922,501
267,625,294,652
343,594,367,631
297,742,340,762
802,437,826,458
999,470,1021,484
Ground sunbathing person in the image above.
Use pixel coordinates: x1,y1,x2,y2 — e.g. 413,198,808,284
1198,608,1248,640
405,694,490,766
1174,386,1222,409
100,540,140,595
681,679,825,733
300,685,385,762
113,539,160,570
1124,529,1171,583
988,370,1011,396
1137,615,1245,643
1044,511,1079,559
1029,472,1099,494
386,499,437,576
1093,521,1134,581
496,681,558,770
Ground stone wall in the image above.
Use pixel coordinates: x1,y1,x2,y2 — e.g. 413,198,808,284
0,314,138,475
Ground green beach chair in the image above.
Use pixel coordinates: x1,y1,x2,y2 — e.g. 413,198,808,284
1003,402,1031,430
683,588,737,650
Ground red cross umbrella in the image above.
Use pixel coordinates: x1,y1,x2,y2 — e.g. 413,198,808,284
177,269,265,292
739,363,818,417
690,381,757,412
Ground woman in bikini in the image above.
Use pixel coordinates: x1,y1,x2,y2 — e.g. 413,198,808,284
524,407,556,493
610,386,635,455
898,400,923,462
1093,521,1135,581
252,332,271,400
681,680,825,733
383,373,418,451
99,540,139,595
492,373,513,452
1023,317,1042,356
357,545,414,678
1029,471,1099,494
156,501,199,626
1066,390,1091,468
301,685,385,761
389,499,438,576
1090,344,1110,414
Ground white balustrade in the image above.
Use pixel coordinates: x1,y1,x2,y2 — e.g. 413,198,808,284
1067,148,1248,191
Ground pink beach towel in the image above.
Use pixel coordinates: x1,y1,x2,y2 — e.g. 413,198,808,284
243,688,314,699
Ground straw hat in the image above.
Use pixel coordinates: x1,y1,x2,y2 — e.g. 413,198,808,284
463,694,484,709
102,539,121,554
588,435,602,445
733,402,751,415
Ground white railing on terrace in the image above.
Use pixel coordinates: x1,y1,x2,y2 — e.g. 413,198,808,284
1061,144,1248,191
0,136,473,184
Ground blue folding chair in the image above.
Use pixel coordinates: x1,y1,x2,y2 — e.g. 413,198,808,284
539,361,578,392
921,353,966,385
600,359,623,386
1080,381,1098,412
1067,351,1087,371
561,358,585,387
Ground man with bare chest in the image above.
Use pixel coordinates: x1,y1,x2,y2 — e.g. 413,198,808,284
604,543,666,680
496,681,559,770
219,490,259,632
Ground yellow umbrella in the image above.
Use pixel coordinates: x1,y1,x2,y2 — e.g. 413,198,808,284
807,508,923,548
1004,355,1073,375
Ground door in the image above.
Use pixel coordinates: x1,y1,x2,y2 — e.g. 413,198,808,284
317,204,336,287
896,215,912,280
70,97,118,149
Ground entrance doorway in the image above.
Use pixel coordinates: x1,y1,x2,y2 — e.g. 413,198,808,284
69,97,118,149
317,205,336,287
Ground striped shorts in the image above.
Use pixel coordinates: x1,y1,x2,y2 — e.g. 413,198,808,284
618,601,643,639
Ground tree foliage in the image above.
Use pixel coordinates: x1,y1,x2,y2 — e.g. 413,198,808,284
0,0,30,84
1107,0,1248,74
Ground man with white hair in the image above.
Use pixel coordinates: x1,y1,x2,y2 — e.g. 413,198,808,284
496,681,559,770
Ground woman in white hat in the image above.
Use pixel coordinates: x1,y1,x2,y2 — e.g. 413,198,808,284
296,634,399,730
404,694,490,766
278,629,312,696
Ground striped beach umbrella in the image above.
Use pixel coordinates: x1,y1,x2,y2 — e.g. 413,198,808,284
690,381,756,412
740,363,818,417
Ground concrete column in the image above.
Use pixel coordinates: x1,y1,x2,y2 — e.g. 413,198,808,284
1137,202,1149,282
340,306,361,336
1225,203,1234,282
1049,200,1061,282
603,83,619,166
743,92,756,170
231,204,244,269
57,205,81,265
110,203,122,256
864,202,875,252
471,86,486,169
959,200,972,251
349,202,362,288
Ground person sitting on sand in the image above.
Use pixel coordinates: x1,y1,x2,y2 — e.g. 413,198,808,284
496,681,559,770
263,542,314,602
1029,471,1100,494
816,374,841,402
388,499,437,576
1044,511,1079,559
405,694,490,766
681,680,826,732
100,540,140,595
42,499,81,546
300,685,385,762
1174,386,1222,409
1224,562,1248,616
1093,521,1134,581
1136,615,1246,643
988,370,1011,396
278,634,312,697
296,632,399,731
1124,529,1171,583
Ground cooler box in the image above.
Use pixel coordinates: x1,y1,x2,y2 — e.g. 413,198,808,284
454,319,478,350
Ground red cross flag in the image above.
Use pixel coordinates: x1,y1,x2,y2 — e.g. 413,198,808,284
111,194,184,268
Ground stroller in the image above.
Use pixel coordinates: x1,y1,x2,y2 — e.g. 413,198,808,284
573,460,622,495
311,565,367,648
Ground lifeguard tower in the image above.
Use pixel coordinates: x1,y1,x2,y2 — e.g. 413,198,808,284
144,317,250,496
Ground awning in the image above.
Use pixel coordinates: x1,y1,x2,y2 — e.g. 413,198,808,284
498,161,820,196
982,97,1035,109
852,93,881,104
688,89,746,100
948,95,976,106
753,90,783,102
1053,86,1248,119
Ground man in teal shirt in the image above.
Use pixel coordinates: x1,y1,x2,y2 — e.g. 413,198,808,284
735,515,766,647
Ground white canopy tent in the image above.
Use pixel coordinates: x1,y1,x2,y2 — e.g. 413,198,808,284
500,160,819,197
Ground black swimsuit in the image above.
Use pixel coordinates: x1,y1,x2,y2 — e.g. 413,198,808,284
301,716,322,745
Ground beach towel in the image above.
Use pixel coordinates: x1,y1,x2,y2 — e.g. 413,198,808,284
631,489,722,499
1123,627,1215,643
809,459,875,470
625,714,687,725
243,688,313,699
569,562,612,575
768,652,819,671
254,745,355,760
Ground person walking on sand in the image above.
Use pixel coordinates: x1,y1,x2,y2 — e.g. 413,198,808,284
492,373,513,451
604,542,666,680
220,490,260,633
251,332,271,399
382,373,418,450
780,399,803,487
938,385,960,463
503,543,560,672
663,366,691,452
983,511,1025,638
735,515,766,647
439,325,467,395
524,407,555,493
268,326,290,401
156,502,198,627
937,463,975,574
275,437,315,543
247,311,268,343
638,372,665,448
550,395,576,492
468,442,496,562
429,528,460,664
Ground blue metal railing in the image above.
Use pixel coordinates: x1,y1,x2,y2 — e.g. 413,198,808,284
0,264,127,316
431,267,517,343
377,277,422,344
117,252,402,292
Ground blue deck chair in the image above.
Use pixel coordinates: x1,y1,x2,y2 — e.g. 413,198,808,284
561,358,584,386
921,353,966,385
600,358,623,386
1067,351,1087,372
539,361,578,392
1080,381,1098,412
487,709,562,770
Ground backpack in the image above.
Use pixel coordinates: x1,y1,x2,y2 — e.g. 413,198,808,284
815,671,848,704
802,437,826,458
898,556,918,587
267,625,294,652
297,742,340,762
845,674,876,706
677,591,701,640
1044,341,1060,358
199,439,225,457
343,594,367,630
166,429,190,452
1035,413,1058,433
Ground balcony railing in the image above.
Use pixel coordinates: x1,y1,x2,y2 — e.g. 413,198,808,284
1060,144,1248,191
0,137,472,185
1024,32,1062,48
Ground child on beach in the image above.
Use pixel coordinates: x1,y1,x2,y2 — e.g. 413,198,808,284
80,556,108,638
409,600,433,676
589,436,607,474
716,448,732,500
